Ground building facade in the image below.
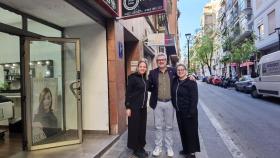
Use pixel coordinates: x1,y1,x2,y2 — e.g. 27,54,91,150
253,0,280,55
0,0,179,153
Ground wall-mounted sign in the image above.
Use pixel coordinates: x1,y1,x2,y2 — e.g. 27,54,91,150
118,42,123,59
165,34,175,46
122,0,166,19
96,0,119,16
147,33,165,46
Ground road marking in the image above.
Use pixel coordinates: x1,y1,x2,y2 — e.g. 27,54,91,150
199,99,246,158
197,129,209,158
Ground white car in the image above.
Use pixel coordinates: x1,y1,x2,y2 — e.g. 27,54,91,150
251,50,280,98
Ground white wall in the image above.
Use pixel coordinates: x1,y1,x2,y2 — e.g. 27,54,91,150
253,0,280,49
64,24,109,131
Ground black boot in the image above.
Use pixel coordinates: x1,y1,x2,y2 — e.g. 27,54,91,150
139,148,148,157
133,149,148,158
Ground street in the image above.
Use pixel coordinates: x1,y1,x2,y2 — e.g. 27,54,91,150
102,81,280,158
198,82,280,158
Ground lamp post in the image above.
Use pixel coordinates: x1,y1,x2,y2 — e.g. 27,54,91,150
275,27,280,50
185,33,191,70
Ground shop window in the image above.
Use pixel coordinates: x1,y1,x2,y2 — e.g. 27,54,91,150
0,7,22,29
268,10,276,35
28,19,61,37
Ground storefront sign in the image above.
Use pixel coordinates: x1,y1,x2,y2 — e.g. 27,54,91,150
147,33,165,46
122,0,166,19
96,0,119,16
165,34,175,46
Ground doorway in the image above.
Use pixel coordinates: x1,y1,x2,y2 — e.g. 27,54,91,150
24,37,82,150
0,32,82,153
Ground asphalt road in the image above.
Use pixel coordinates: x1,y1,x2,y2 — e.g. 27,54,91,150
198,82,280,158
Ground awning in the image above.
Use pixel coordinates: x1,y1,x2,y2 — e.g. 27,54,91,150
231,63,237,66
143,43,156,57
240,61,254,67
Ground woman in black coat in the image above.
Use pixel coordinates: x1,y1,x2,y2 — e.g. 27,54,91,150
125,59,148,158
171,64,200,158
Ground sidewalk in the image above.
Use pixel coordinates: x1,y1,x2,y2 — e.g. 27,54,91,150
101,107,208,158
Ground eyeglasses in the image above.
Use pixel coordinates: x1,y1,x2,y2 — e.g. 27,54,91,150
157,59,166,62
177,69,186,72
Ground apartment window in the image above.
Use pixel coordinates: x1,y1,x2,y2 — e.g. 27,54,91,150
268,10,276,35
258,24,264,40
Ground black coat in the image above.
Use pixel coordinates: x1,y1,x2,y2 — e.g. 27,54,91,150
148,67,177,109
171,78,198,117
125,72,148,110
171,77,200,153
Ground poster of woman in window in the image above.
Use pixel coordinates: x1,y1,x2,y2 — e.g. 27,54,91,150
31,78,62,144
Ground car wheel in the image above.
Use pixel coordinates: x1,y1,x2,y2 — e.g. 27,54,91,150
251,87,262,98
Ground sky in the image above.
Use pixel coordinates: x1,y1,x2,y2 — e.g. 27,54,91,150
178,0,210,57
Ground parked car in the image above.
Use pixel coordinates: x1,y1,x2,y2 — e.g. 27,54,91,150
212,76,222,85
234,75,253,93
251,51,280,98
202,76,208,82
207,75,215,84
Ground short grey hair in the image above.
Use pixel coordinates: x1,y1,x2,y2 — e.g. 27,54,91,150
156,52,167,60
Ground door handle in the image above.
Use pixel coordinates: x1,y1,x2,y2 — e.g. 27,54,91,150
70,80,81,100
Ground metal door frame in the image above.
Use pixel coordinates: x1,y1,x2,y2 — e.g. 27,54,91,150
23,37,82,150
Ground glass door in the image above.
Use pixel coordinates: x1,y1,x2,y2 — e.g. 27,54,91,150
23,37,82,150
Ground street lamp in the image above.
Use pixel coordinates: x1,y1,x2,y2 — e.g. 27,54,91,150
185,33,191,70
275,27,280,50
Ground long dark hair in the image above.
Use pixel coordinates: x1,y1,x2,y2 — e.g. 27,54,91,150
38,87,53,114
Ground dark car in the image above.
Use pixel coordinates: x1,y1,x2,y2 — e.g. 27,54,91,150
202,76,208,82
234,75,253,93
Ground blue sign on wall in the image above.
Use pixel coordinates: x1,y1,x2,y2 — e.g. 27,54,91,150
118,42,123,59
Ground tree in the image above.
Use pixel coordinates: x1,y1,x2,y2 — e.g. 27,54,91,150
228,38,257,76
193,34,215,75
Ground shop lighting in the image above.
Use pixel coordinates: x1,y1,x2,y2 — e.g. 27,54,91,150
37,61,42,65
4,64,10,68
45,61,50,65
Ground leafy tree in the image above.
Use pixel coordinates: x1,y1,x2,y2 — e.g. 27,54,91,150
193,34,215,75
228,38,257,76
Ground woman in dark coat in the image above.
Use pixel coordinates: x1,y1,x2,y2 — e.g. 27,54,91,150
125,59,148,158
171,64,200,158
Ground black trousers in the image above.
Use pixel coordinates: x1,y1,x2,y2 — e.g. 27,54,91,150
127,108,147,151
176,111,200,154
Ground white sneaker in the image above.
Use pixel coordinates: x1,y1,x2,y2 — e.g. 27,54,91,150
152,147,162,156
167,148,174,157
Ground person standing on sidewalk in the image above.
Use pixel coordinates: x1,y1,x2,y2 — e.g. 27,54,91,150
171,64,200,158
125,59,149,158
148,53,176,157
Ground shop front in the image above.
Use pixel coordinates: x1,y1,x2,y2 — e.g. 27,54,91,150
0,0,110,152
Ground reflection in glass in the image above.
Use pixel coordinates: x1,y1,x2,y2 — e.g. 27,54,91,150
0,7,22,29
27,19,61,37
